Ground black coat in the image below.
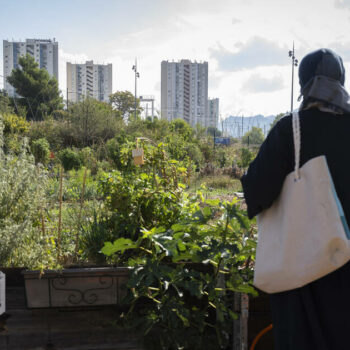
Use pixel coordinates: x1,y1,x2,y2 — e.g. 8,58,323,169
241,108,350,350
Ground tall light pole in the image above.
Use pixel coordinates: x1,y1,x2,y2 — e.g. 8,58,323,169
289,42,298,112
132,58,140,121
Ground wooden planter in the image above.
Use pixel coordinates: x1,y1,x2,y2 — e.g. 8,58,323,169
22,267,130,308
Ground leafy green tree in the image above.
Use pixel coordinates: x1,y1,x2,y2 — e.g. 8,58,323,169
6,54,63,120
109,90,142,120
65,97,121,147
169,119,194,142
165,133,203,164
242,126,265,145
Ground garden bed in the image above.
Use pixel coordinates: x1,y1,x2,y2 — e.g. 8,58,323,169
22,267,130,308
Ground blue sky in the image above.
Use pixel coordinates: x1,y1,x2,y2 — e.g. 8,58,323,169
0,0,163,52
2,0,350,117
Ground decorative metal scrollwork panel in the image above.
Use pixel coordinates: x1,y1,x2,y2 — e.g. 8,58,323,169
50,275,116,306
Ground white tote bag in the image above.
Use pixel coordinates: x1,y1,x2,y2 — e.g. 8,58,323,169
254,111,350,293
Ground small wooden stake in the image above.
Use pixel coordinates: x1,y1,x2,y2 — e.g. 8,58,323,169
74,167,87,260
41,208,46,237
57,166,63,263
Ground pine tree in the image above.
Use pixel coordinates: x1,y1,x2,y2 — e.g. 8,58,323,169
7,54,63,120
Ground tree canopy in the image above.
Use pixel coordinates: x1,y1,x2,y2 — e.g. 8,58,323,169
207,126,222,137
109,90,142,121
169,119,194,142
6,54,63,120
242,126,265,145
64,97,121,147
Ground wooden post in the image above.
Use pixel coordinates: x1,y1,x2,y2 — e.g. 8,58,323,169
75,167,88,260
40,208,46,237
57,166,63,263
233,292,249,350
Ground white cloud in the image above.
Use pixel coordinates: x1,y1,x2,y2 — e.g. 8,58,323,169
232,18,242,25
210,37,289,71
335,0,350,8
242,73,285,93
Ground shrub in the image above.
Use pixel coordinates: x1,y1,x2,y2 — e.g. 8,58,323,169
31,138,50,164
29,118,64,151
242,127,264,145
0,121,51,268
80,213,114,264
2,113,30,135
102,198,257,350
58,148,82,171
237,148,255,168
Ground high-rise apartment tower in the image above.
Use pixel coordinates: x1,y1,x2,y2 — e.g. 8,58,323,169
208,98,219,129
161,60,208,128
67,61,112,103
3,38,58,96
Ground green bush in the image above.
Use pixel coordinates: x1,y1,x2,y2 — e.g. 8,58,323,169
80,213,114,264
165,134,203,164
237,148,255,168
84,141,189,263
242,127,265,145
102,198,257,350
58,148,82,171
31,138,50,164
0,120,51,268
2,113,30,135
106,134,128,170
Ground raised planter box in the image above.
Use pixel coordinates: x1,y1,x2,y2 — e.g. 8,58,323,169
22,267,130,308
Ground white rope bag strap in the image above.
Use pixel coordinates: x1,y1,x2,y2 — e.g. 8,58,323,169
292,111,301,181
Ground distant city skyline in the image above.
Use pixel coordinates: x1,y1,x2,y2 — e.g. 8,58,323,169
1,0,350,118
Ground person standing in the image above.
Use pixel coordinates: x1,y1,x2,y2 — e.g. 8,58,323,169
241,48,350,350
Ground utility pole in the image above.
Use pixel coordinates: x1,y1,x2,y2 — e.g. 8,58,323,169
132,58,140,121
289,42,298,112
66,88,69,110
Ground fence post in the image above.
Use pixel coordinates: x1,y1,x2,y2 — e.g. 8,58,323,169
233,292,249,350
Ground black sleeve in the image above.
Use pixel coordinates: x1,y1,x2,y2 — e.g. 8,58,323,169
240,115,294,219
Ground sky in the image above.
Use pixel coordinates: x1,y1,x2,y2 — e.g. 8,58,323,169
1,0,350,119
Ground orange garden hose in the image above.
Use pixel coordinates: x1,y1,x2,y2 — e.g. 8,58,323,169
250,323,273,350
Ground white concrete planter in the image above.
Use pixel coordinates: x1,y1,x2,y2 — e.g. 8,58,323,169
22,267,130,308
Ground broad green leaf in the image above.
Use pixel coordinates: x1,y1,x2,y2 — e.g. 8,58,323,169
101,238,138,256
